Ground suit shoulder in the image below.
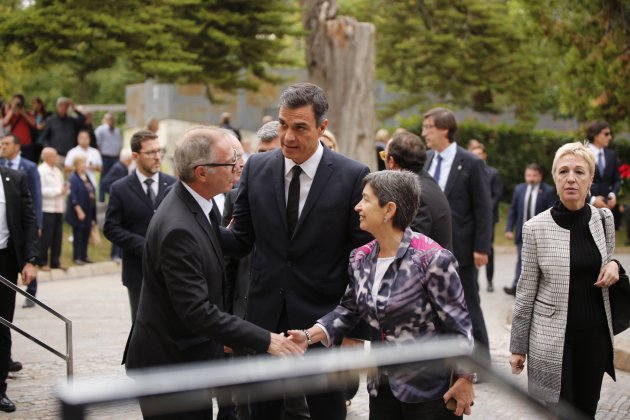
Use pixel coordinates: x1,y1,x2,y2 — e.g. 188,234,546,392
329,151,369,175
110,173,135,191
160,172,177,184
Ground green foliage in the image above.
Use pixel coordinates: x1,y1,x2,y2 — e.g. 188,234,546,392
521,1,630,130
0,0,300,103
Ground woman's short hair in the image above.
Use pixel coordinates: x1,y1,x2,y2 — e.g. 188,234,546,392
73,154,87,167
362,170,421,231
551,142,596,181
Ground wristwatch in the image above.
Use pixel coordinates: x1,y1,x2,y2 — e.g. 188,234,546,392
457,373,478,384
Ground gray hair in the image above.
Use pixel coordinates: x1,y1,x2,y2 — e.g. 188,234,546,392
279,82,328,126
174,126,226,182
256,121,279,143
56,97,70,107
362,170,421,231
551,141,596,182
119,148,132,162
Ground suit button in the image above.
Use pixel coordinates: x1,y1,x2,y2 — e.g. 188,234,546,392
287,261,292,267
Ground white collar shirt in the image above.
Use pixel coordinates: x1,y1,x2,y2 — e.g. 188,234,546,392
427,141,458,191
0,178,8,249
284,142,324,217
524,183,540,224
182,182,214,224
135,170,159,198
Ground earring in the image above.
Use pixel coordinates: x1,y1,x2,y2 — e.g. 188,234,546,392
383,217,388,223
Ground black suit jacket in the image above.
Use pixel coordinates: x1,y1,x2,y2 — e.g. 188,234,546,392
103,172,176,289
221,147,371,333
411,170,453,252
486,165,503,224
424,146,492,267
591,147,621,198
125,182,270,370
0,167,39,270
101,161,129,194
506,182,556,244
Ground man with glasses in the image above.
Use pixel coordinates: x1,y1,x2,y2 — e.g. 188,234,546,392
104,130,176,321
586,122,621,225
124,127,303,419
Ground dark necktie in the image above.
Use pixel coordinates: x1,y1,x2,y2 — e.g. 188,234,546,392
209,207,220,239
144,178,155,205
525,185,534,221
598,150,605,177
433,155,443,186
287,166,302,237
6,161,12,169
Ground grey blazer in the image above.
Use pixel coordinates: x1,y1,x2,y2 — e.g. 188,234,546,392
509,205,616,402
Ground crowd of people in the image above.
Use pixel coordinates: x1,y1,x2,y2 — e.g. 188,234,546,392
0,84,626,419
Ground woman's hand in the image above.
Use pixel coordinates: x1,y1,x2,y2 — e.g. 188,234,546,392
595,261,620,288
443,377,474,416
287,330,309,352
509,353,526,374
75,206,86,221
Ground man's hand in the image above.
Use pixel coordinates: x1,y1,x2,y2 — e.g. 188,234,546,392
509,353,526,374
21,263,37,286
267,332,304,356
473,252,488,268
593,196,607,208
594,261,619,288
443,377,474,416
505,231,514,241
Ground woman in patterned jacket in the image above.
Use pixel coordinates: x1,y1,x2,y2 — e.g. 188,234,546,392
509,142,620,418
290,170,475,419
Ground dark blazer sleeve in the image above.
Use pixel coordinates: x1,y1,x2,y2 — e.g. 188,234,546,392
220,162,255,257
103,178,146,257
24,162,43,229
506,185,522,234
18,173,39,268
101,162,126,194
471,157,493,254
609,149,621,195
489,167,503,223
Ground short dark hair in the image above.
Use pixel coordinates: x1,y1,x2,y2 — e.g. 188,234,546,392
388,131,427,172
423,107,457,142
586,121,611,142
278,82,328,126
362,170,421,231
130,130,158,153
77,129,90,138
525,162,544,176
4,134,20,145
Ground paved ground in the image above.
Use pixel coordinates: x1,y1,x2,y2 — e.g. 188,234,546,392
2,250,629,419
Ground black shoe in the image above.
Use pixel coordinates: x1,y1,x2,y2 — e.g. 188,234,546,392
503,286,516,296
22,299,35,308
0,393,16,412
82,258,94,264
8,359,21,372
487,284,494,292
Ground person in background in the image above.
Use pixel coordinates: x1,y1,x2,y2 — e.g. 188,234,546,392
255,121,281,153
291,170,475,419
320,129,337,151
30,97,51,163
219,112,242,141
38,147,67,274
95,113,123,202
586,121,621,228
510,142,619,418
504,163,556,296
0,134,43,307
39,97,85,165
65,155,96,266
469,143,502,292
375,129,389,171
64,130,102,189
78,109,97,149
2,94,36,162
147,117,160,134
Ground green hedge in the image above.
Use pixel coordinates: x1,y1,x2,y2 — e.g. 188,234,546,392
402,118,630,202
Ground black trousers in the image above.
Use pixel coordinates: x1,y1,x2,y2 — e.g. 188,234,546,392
551,327,612,418
127,287,141,323
0,247,18,393
39,212,65,265
72,226,90,261
369,379,461,420
458,265,491,363
485,228,495,284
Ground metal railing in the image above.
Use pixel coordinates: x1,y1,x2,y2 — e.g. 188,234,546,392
55,336,588,420
0,274,73,377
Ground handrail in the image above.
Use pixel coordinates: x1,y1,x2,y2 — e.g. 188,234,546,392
55,336,589,420
0,274,73,378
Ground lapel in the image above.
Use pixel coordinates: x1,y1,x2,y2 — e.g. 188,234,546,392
271,150,289,234
155,173,171,206
0,167,16,230
443,147,464,197
294,148,335,236
128,173,155,210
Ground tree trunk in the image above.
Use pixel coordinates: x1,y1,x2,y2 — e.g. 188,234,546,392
301,0,377,169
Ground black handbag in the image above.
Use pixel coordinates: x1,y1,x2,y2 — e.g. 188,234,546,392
599,209,630,335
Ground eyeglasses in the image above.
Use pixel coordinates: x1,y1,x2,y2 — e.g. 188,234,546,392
379,150,388,162
139,149,165,158
195,149,238,173
602,131,612,137
422,124,435,130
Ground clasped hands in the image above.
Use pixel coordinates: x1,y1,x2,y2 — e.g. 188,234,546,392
224,331,307,357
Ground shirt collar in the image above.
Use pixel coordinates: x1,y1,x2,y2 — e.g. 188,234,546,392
8,155,20,168
587,142,603,154
437,141,458,160
284,142,324,179
182,182,214,218
135,169,159,185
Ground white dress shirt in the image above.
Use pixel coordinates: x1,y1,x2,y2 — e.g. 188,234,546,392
39,163,65,213
135,170,159,199
212,193,226,217
182,182,214,224
284,142,324,217
524,184,540,224
427,142,458,191
0,177,9,249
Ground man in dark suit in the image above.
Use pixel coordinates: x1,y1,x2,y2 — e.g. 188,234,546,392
0,166,38,412
421,107,493,364
504,162,555,295
104,131,176,322
220,83,371,420
586,121,621,226
383,130,453,251
469,143,503,292
124,126,303,420
1,134,42,306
